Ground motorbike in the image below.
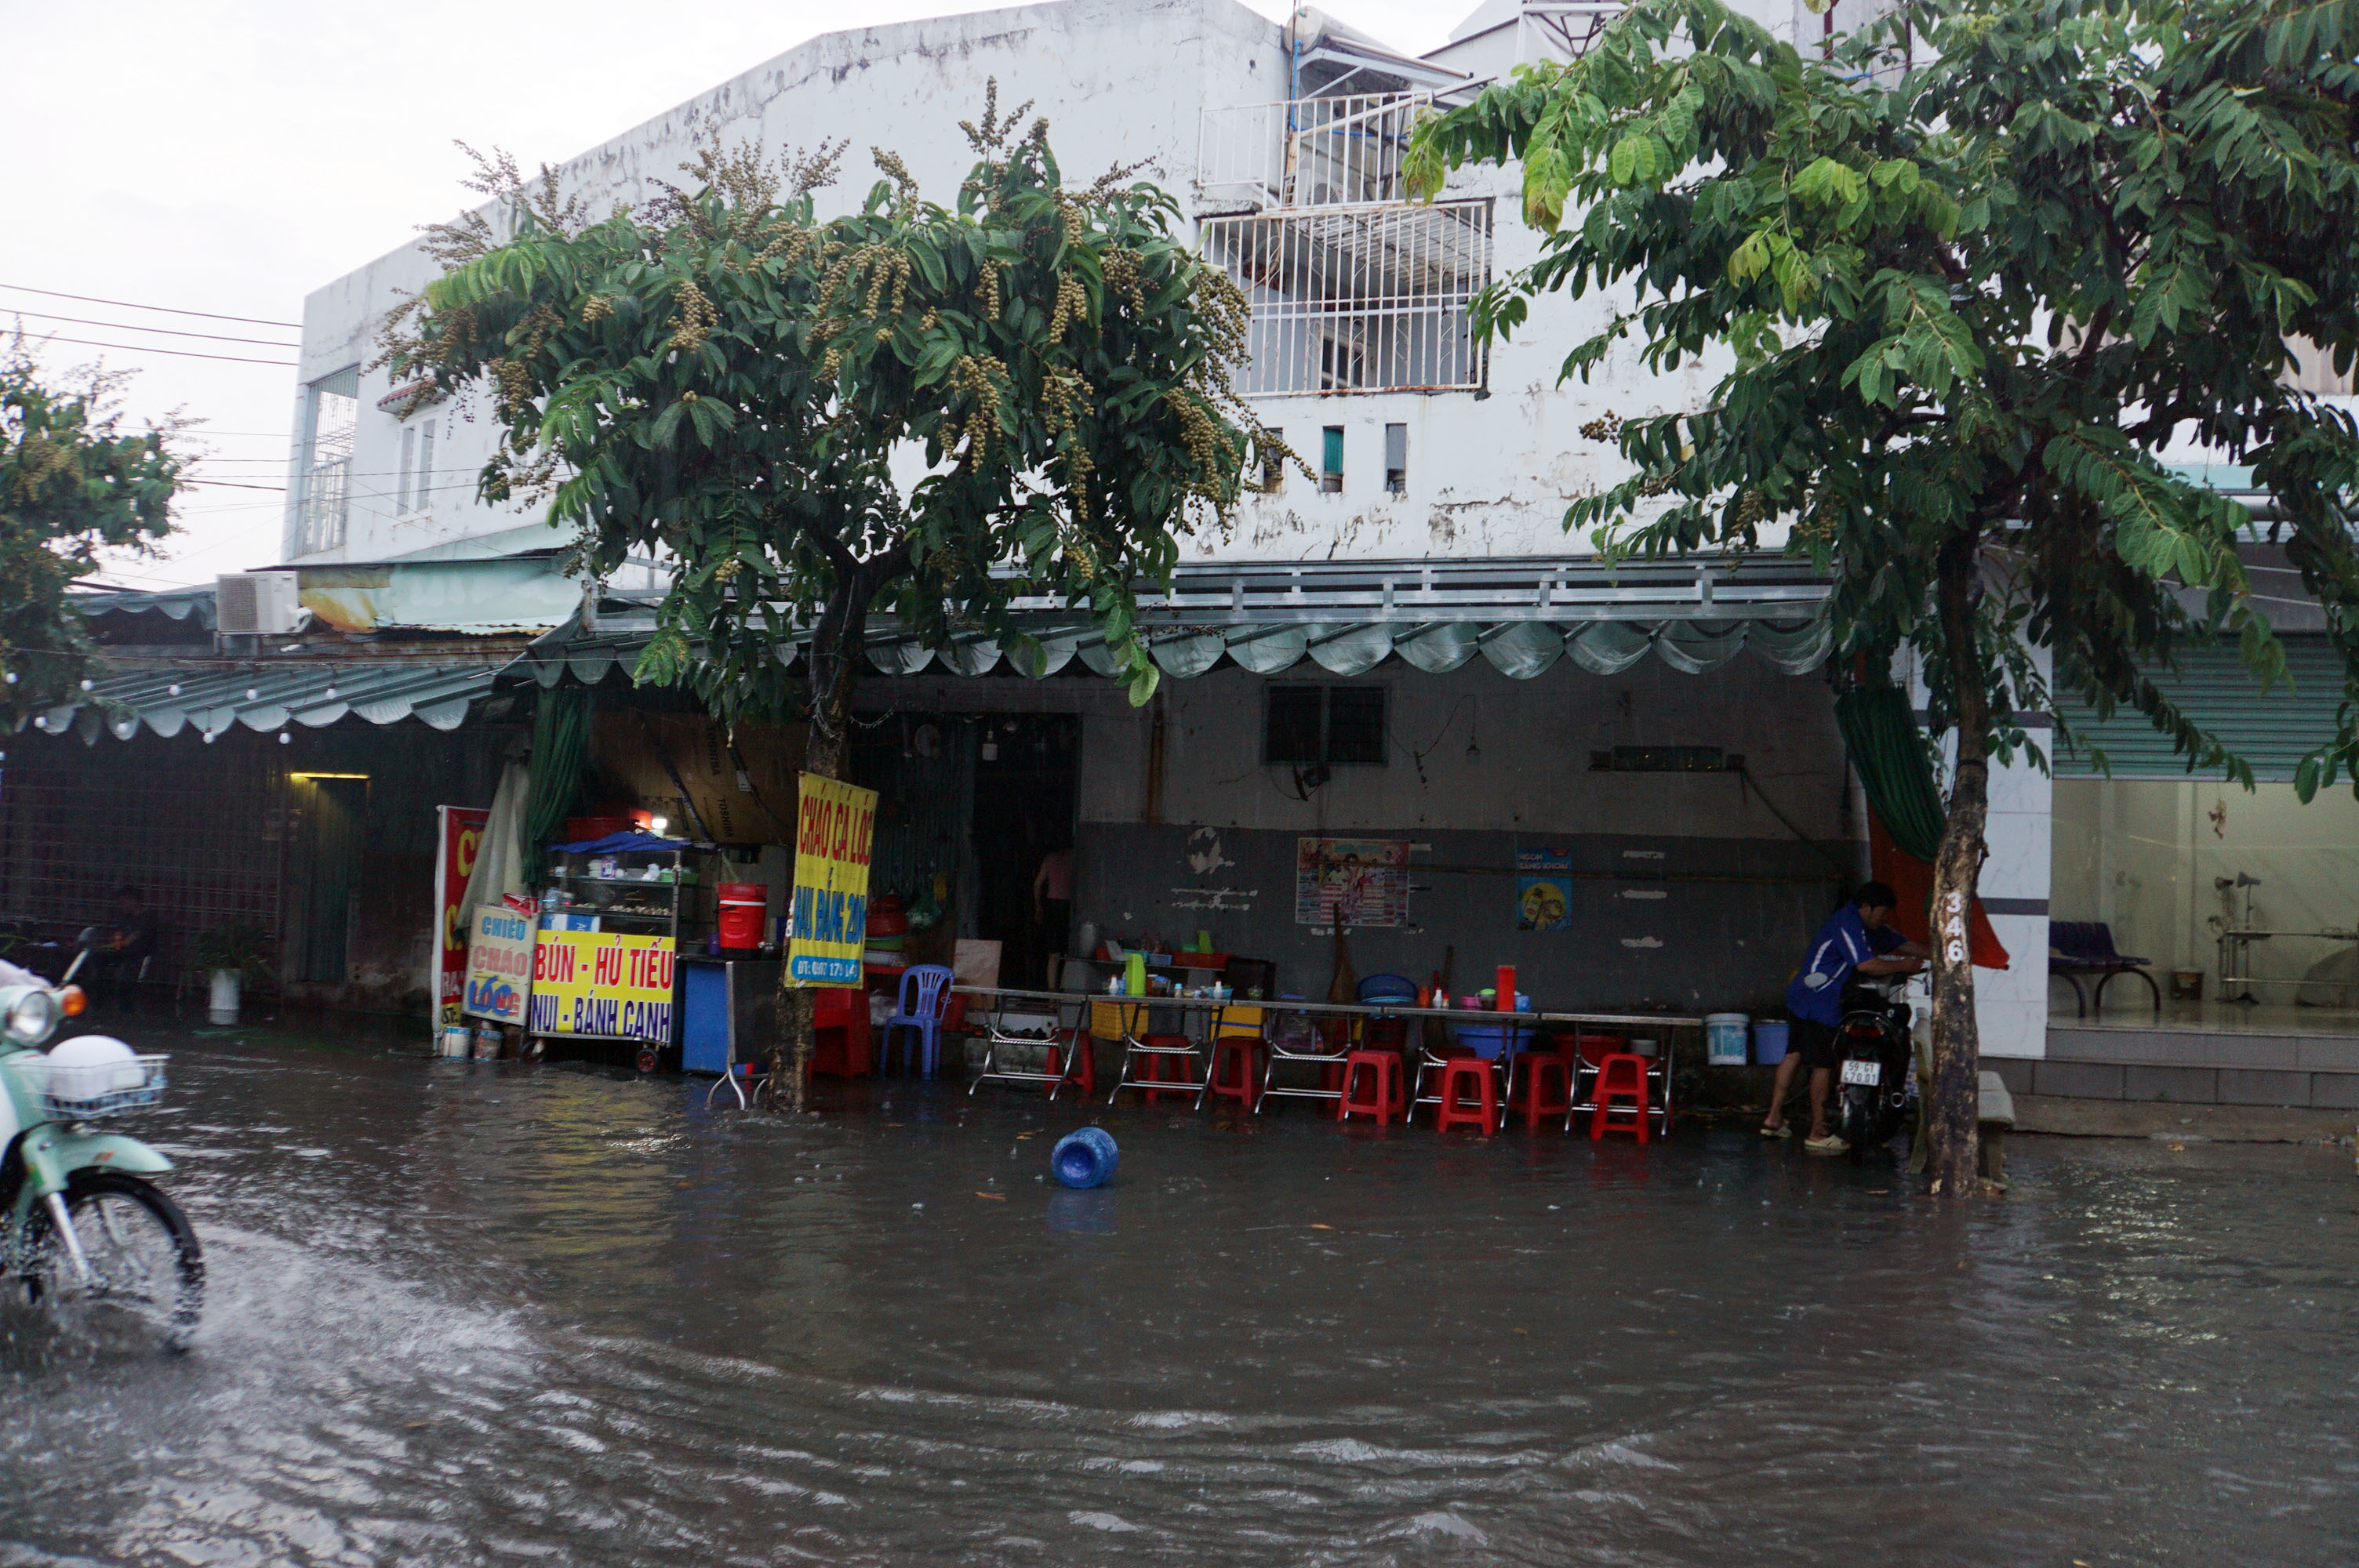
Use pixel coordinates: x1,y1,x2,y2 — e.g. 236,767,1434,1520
1832,975,1923,1161
0,953,202,1353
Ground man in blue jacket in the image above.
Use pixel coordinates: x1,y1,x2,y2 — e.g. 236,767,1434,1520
1762,881,1927,1152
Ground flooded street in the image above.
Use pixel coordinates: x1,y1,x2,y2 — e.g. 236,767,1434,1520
4,1023,2357,1566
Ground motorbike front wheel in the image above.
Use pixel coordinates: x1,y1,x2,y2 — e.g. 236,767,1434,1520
20,1171,203,1354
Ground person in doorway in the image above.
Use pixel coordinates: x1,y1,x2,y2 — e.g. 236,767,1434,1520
85,884,160,1009
1763,880,1927,1152
1032,845,1073,984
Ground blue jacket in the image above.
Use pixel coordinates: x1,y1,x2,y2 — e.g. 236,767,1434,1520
1786,904,1905,1025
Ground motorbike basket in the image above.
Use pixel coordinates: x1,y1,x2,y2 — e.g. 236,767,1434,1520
5,1052,169,1120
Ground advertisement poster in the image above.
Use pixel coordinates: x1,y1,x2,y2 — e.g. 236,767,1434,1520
527,929,676,1041
463,904,536,1025
788,771,878,985
433,806,489,1036
1293,837,1410,928
1515,849,1575,931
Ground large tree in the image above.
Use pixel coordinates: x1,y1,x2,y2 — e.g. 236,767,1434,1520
1409,0,2359,1192
0,343,184,728
387,94,1269,1105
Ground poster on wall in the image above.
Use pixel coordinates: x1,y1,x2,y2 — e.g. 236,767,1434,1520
1294,837,1411,928
433,806,489,1040
787,771,878,986
1515,849,1575,931
463,904,536,1025
527,928,676,1040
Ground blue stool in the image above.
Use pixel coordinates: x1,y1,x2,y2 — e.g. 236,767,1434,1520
879,964,955,1078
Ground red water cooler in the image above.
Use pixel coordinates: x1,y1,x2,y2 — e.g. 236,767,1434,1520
717,883,767,951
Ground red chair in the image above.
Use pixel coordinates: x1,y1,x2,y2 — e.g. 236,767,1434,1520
1136,1036,1198,1105
1506,1051,1573,1130
1434,1057,1499,1134
1201,1036,1267,1111
1590,1053,1651,1142
1336,1049,1405,1125
1045,1033,1096,1098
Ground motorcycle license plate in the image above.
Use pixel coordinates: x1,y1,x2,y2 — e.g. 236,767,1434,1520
1840,1058,1881,1087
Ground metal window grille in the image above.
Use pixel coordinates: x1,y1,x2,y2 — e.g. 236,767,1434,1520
1198,93,1438,213
293,367,358,555
1205,201,1492,397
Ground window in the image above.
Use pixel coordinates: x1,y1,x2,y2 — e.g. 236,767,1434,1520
1264,684,1387,767
1201,201,1494,397
1259,430,1286,493
1320,426,1344,493
291,366,358,556
396,427,416,514
1384,423,1407,495
1590,746,1732,773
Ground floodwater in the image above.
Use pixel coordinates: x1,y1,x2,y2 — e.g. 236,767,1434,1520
4,1024,2357,1566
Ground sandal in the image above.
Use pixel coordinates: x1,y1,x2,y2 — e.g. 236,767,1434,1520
1759,1122,1790,1139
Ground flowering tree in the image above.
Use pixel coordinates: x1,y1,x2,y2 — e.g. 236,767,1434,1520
387,93,1270,1105
1409,0,2359,1192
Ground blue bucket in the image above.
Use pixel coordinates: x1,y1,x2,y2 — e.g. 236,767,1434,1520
1051,1126,1119,1189
1752,1020,1790,1066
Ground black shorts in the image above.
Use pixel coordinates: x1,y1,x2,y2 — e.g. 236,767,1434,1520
1792,1017,1841,1071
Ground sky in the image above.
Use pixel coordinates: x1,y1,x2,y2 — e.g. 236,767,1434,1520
2,0,1467,593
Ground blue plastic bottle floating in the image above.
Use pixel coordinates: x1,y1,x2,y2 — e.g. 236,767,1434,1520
1051,1127,1119,1189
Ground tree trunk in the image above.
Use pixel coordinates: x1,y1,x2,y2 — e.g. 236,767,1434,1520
1925,531,1989,1196
765,567,869,1112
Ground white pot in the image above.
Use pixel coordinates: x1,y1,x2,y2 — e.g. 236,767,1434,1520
208,968,241,1025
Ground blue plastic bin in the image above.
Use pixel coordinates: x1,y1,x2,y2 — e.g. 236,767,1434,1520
1752,1020,1790,1066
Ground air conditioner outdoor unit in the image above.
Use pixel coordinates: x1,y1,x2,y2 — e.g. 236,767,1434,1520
216,572,304,635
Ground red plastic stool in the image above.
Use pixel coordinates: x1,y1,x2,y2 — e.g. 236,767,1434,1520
1590,1052,1651,1142
1337,1049,1405,1125
1045,1033,1096,1098
1507,1051,1573,1130
1139,1036,1197,1105
1205,1036,1267,1110
1434,1057,1499,1134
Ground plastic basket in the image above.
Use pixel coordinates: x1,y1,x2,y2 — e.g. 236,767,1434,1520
7,1052,169,1120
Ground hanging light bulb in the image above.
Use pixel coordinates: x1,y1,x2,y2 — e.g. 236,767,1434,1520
324,685,337,699
278,731,291,745
3,671,16,684
202,731,216,744
246,687,260,701
167,683,182,696
79,678,93,691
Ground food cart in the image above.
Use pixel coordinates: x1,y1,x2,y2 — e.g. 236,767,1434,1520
527,831,708,1071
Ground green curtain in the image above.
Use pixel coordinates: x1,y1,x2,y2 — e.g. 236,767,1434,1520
1834,686,1945,863
520,688,594,885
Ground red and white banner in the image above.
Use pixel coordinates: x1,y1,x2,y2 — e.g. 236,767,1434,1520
434,805,489,1039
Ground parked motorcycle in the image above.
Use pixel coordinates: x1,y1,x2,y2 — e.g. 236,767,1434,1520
0,956,202,1352
1833,975,1921,1160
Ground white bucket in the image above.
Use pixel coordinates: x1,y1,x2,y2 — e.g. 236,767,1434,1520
441,1025,472,1058
1704,1012,1749,1066
207,969,240,1025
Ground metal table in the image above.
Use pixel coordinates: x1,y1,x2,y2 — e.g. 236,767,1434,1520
955,986,1701,1125
2214,927,2359,1003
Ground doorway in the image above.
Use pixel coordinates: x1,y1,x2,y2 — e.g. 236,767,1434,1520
969,717,1078,989
293,776,369,983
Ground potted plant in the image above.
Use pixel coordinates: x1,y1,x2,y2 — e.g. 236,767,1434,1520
191,920,271,1025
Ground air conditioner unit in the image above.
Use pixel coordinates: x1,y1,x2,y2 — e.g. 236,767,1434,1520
216,572,304,635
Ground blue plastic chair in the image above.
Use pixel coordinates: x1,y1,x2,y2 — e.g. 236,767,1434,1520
880,964,956,1079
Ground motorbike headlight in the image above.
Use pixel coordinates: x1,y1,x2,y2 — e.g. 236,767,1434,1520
1,986,60,1046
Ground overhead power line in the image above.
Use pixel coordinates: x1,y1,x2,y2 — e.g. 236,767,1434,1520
22,334,295,367
0,281,300,329
6,309,296,349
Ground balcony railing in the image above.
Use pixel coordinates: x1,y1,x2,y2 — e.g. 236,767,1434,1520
1197,93,1441,213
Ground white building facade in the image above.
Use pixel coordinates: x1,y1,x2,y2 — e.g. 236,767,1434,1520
283,0,2066,1055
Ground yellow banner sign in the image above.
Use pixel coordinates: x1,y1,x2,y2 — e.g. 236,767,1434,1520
527,928,677,1041
788,771,878,986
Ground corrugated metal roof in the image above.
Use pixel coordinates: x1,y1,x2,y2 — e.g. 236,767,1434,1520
2055,637,2350,782
22,660,497,744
